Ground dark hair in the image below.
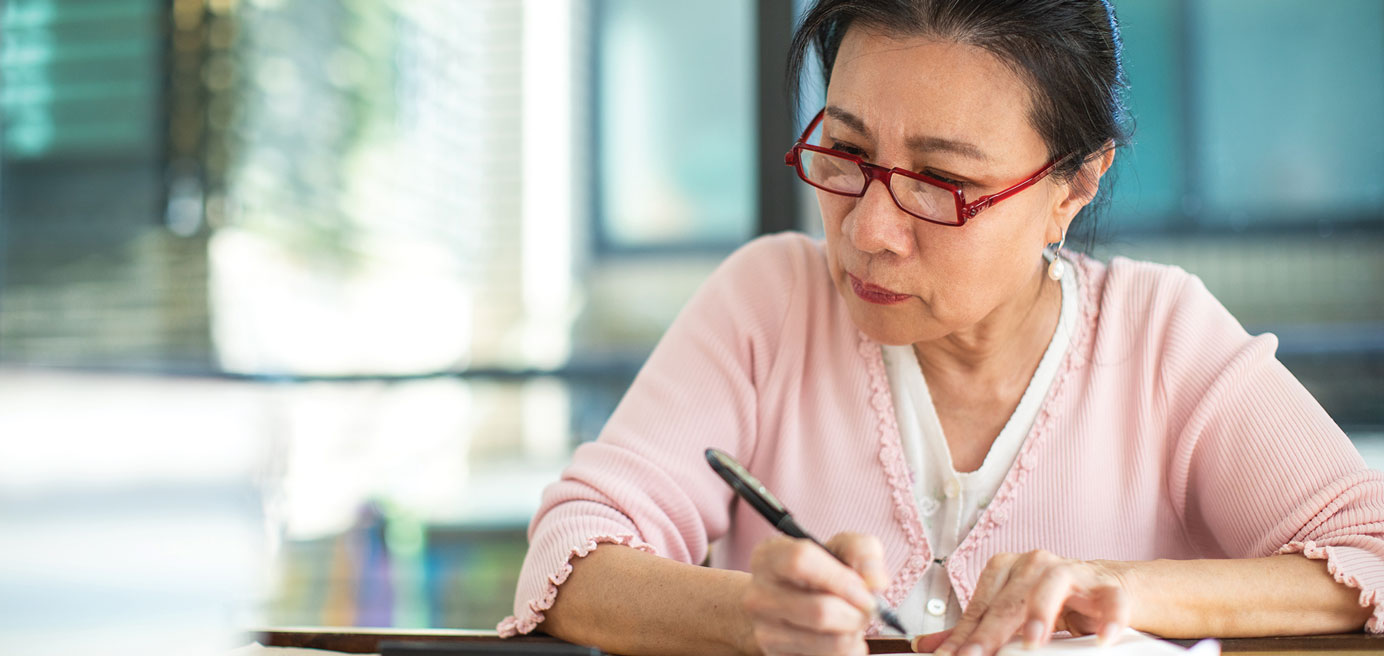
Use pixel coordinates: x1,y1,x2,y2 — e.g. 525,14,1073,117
787,0,1131,249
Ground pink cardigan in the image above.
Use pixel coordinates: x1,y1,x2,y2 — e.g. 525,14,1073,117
500,233,1384,636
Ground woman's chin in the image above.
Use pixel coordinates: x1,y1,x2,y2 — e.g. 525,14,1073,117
847,306,939,347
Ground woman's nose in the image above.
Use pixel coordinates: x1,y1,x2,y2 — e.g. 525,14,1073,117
844,178,916,257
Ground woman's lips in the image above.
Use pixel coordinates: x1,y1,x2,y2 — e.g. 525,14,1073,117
848,274,911,305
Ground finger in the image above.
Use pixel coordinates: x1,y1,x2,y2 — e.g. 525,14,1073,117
752,537,876,613
826,532,889,593
961,558,1060,656
1069,585,1132,645
910,629,952,653
1023,563,1077,647
934,552,1019,656
1059,608,1092,636
754,620,867,656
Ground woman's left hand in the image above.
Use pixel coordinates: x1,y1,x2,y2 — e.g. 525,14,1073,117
911,550,1135,656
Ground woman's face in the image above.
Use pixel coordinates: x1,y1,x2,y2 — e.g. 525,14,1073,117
819,27,1074,346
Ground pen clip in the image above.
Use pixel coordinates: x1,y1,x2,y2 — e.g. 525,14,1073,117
705,448,790,522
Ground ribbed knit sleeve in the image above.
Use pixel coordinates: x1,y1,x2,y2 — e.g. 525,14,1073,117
1161,273,1384,632
498,234,801,636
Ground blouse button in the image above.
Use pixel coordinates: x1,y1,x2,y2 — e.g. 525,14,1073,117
926,598,947,616
943,478,961,499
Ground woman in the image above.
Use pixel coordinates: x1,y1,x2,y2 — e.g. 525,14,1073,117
500,1,1384,654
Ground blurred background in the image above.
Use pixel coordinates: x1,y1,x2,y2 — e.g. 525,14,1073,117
0,0,1380,651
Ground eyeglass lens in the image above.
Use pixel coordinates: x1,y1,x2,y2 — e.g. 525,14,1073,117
798,149,959,225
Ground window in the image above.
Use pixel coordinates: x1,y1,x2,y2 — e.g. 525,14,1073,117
1109,0,1384,231
592,0,757,252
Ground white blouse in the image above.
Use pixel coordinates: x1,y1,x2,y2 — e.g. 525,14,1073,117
881,254,1079,634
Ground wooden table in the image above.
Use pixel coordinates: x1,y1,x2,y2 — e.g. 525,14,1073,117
258,627,1384,655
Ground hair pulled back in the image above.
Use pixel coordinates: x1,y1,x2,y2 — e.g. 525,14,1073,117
787,0,1131,246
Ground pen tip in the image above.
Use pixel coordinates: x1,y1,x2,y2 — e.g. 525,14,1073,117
880,608,907,635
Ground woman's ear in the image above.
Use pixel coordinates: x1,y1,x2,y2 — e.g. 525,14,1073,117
1050,144,1116,237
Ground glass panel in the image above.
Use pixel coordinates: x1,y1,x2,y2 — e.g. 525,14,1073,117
1105,0,1186,228
211,0,522,374
1192,0,1384,225
792,0,827,236
0,0,173,368
595,0,755,249
0,0,161,159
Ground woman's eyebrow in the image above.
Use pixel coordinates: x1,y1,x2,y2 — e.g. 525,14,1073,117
907,135,990,162
824,105,990,162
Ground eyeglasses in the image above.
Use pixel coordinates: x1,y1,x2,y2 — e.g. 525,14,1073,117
784,108,1070,227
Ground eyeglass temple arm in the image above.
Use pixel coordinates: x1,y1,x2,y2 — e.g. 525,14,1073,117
962,153,1075,218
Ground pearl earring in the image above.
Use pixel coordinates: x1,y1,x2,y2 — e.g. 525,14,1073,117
1047,229,1067,281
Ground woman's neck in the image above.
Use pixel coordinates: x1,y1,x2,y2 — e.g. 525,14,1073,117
912,261,1063,398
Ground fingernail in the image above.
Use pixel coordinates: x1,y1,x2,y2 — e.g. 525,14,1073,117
865,556,887,590
1097,622,1121,645
1023,619,1045,648
959,645,983,656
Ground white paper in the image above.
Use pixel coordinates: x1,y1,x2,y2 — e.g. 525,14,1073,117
996,629,1219,656
895,628,1220,656
226,644,376,656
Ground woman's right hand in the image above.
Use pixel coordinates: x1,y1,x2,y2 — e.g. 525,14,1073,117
743,532,890,656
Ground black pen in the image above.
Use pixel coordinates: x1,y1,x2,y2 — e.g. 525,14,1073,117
705,447,909,635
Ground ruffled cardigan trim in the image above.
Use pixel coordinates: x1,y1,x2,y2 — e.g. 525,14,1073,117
1278,540,1384,632
500,258,1105,637
855,255,1104,610
497,534,658,637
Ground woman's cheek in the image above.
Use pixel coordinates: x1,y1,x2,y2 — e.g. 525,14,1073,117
817,193,854,231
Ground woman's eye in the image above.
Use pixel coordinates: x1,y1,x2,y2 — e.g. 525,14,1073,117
924,170,963,187
829,141,866,157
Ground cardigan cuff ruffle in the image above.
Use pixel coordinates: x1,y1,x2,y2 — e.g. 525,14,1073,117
1279,540,1384,633
497,534,659,637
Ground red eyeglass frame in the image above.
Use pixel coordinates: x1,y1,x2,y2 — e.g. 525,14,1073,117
784,108,1072,226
